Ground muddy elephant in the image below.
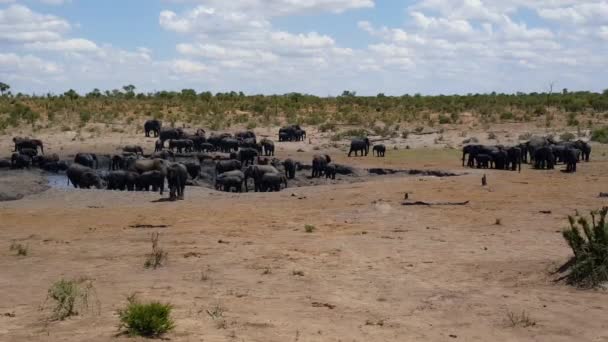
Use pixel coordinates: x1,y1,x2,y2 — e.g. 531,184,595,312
312,154,331,178
526,136,551,163
216,159,242,175
462,144,499,167
11,153,32,169
13,137,44,154
67,164,104,189
198,143,215,152
167,163,188,200
151,150,175,162
220,138,240,153
283,158,297,179
184,162,201,179
348,138,370,157
244,165,280,192
168,139,194,153
475,154,490,169
215,170,245,192
372,144,386,157
123,145,144,155
159,128,184,145
490,149,508,170
279,125,301,142
107,170,138,191
19,148,38,158
238,147,259,166
506,147,522,172
154,139,163,152
144,119,162,137
74,153,98,169
325,163,337,180
236,130,256,142
136,170,165,193
260,138,275,156
534,146,555,169
131,158,169,181
563,148,580,173
260,173,287,192
0,159,11,168
33,154,59,168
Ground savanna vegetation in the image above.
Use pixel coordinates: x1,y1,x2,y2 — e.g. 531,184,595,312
1,83,608,134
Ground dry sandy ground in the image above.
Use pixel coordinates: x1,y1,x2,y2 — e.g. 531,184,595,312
1,128,608,341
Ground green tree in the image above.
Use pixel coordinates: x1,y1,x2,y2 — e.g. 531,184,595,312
63,89,80,100
0,82,9,95
123,85,136,98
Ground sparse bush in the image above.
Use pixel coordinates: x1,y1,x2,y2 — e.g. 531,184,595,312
500,112,514,121
118,295,175,337
144,232,167,269
488,132,497,140
319,122,336,132
9,241,28,256
506,310,536,328
206,303,227,329
591,126,608,144
305,224,316,233
561,207,608,287
438,114,451,124
45,278,96,321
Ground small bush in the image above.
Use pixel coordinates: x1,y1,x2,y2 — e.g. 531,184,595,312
500,112,514,121
118,295,175,337
246,121,257,130
561,207,608,287
559,132,575,142
506,310,536,328
206,303,226,329
144,232,168,269
305,224,316,233
10,241,28,256
438,114,451,124
319,122,336,132
591,126,608,144
488,132,497,140
46,278,96,320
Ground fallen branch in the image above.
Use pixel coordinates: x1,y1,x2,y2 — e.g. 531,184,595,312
401,200,469,206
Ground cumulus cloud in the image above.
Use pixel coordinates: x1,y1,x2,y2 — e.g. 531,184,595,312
0,4,70,43
0,52,62,74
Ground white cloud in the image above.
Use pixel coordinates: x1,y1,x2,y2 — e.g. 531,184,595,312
39,0,72,5
25,38,98,52
0,4,70,43
170,59,209,74
0,52,61,74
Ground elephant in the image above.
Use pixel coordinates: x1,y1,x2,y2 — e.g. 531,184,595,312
110,154,125,170
11,153,32,169
325,163,337,180
372,144,386,157
168,139,194,153
216,159,242,175
220,138,240,153
107,170,138,191
207,133,232,150
244,165,280,192
462,144,499,167
260,138,275,156
238,147,259,166
74,153,98,169
295,129,307,141
215,170,245,192
260,173,287,192
534,146,555,169
167,163,188,200
506,147,522,172
131,158,169,180
563,148,580,173
182,133,207,152
279,125,302,142
67,163,104,189
151,150,175,161
490,149,508,170
518,143,529,164
40,160,68,173
526,136,551,163
136,170,165,194
0,159,11,168
312,154,331,178
144,119,162,137
257,157,269,165
159,128,184,145
19,148,38,158
199,143,215,152
572,140,591,162
278,132,290,142
33,154,59,168
154,139,163,152
283,158,297,179
13,137,44,154
348,138,370,157
474,154,490,169
184,162,201,179
123,145,144,155
235,130,256,142
239,138,258,150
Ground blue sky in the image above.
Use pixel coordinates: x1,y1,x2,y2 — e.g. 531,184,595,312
0,0,607,95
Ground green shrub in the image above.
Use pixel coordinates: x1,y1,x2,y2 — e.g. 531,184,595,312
305,224,316,233
438,114,451,124
561,207,608,287
118,295,175,337
46,278,96,320
500,112,514,121
319,122,336,132
591,126,608,144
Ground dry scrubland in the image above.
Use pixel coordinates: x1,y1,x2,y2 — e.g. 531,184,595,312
1,91,608,341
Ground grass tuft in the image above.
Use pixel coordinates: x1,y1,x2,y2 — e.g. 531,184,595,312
144,232,168,269
45,278,96,321
118,294,175,337
10,241,28,256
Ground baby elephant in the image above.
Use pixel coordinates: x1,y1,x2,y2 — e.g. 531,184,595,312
260,172,287,192
325,163,337,180
372,144,386,157
215,170,245,192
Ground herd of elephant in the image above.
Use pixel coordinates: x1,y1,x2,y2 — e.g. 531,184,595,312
462,136,591,172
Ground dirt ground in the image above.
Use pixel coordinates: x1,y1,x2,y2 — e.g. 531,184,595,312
1,126,608,341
